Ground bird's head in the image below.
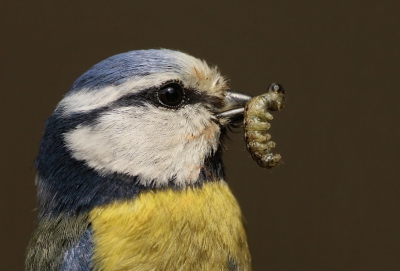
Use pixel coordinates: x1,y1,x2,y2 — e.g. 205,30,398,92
36,49,251,215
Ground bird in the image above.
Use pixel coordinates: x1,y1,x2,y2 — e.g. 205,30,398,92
26,49,253,271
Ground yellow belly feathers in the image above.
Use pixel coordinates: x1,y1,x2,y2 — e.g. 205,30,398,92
89,181,251,271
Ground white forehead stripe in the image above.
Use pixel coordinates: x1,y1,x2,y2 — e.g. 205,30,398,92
58,73,178,115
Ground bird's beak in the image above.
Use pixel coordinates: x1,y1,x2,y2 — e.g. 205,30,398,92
213,90,252,126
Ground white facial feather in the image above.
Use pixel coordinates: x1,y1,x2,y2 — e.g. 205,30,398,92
61,51,228,187
64,104,220,187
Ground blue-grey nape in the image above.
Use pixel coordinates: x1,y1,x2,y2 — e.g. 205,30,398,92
35,112,148,217
70,49,184,92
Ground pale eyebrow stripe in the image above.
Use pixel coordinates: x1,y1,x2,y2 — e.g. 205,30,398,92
58,73,180,116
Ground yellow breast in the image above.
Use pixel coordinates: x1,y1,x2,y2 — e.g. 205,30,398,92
89,181,251,271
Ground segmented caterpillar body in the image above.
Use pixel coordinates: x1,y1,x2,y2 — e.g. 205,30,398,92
244,83,286,168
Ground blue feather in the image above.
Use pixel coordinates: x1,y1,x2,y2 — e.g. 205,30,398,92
70,49,185,92
61,229,93,271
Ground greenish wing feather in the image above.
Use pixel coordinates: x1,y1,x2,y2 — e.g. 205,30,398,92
25,213,90,271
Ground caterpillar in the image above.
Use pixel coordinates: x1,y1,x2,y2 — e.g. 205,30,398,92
243,83,286,168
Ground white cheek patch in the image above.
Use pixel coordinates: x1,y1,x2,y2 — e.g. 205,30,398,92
64,105,220,187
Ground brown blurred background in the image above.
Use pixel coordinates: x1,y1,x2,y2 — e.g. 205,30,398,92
1,1,400,270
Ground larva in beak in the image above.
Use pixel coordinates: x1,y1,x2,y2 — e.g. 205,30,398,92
244,83,286,168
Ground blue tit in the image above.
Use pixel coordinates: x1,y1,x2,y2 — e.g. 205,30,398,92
26,49,253,271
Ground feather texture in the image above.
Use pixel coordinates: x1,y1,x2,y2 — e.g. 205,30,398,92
27,49,252,270
90,181,251,271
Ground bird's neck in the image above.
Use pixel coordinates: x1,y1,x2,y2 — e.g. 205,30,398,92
36,122,225,218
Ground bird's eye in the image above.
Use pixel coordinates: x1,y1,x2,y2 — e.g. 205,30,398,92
158,83,185,107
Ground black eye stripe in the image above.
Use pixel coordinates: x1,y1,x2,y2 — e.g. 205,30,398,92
105,81,223,111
